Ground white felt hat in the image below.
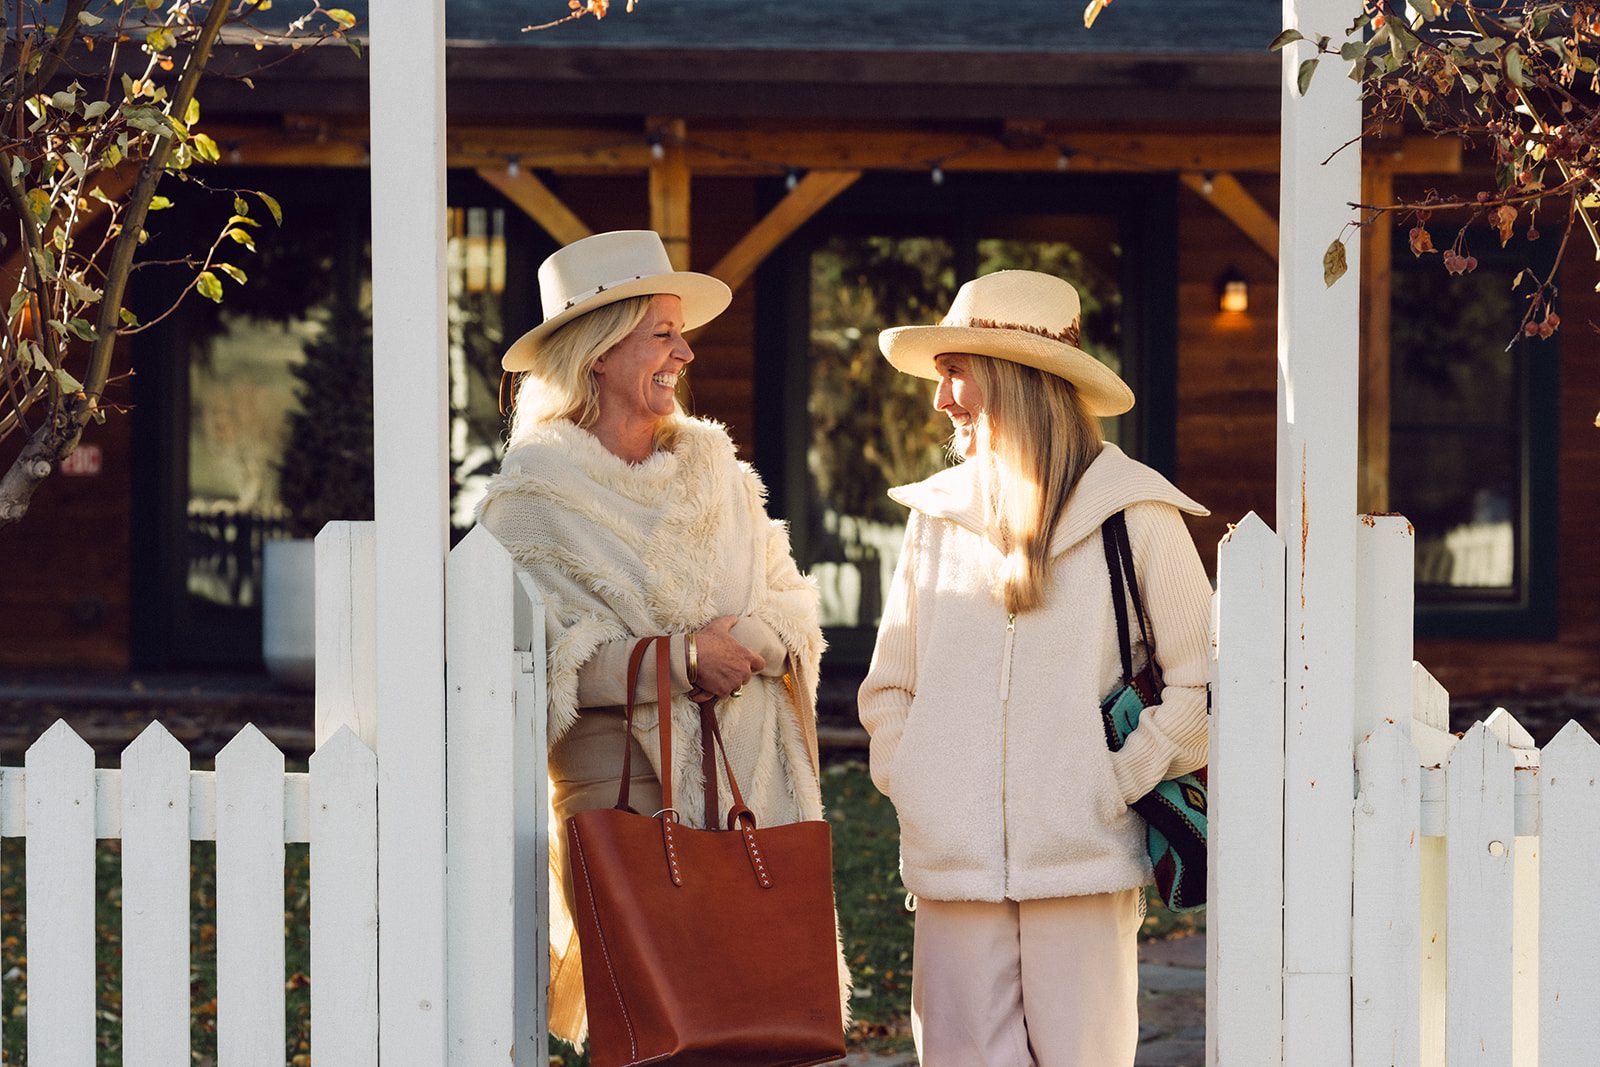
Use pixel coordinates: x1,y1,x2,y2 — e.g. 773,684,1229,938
879,269,1134,417
502,230,732,372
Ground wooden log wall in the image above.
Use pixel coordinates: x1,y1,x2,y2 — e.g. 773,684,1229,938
0,389,134,670
1174,174,1280,560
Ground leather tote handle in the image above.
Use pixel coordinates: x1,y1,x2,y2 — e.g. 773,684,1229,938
696,698,756,829
618,636,677,817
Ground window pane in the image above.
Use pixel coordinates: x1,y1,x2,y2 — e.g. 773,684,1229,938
1390,260,1524,595
1391,428,1518,592
186,313,309,608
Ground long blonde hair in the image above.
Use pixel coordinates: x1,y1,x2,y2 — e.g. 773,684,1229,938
967,355,1104,615
506,295,684,447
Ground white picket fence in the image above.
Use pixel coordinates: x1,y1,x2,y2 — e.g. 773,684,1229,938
0,722,375,1064
1209,512,1600,1066
0,524,550,1064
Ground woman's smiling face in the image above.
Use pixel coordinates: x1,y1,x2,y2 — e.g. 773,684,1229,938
592,294,693,428
933,353,985,458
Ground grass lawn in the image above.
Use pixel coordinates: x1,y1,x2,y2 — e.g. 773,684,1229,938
0,760,1198,1065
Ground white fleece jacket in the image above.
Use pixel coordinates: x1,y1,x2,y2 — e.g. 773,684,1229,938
858,443,1213,903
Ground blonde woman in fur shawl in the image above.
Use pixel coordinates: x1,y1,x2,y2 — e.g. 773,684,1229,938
477,230,835,1047
861,271,1212,1066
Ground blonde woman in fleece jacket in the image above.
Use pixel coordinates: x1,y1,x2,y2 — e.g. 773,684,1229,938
859,270,1212,1066
478,230,840,1045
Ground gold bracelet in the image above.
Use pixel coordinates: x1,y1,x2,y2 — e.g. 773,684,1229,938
685,631,699,685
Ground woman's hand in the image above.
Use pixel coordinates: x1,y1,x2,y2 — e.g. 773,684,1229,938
694,615,765,698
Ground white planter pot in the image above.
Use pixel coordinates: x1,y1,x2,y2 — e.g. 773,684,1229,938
263,537,316,690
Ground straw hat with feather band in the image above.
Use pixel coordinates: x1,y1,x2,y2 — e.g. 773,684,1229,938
878,269,1134,417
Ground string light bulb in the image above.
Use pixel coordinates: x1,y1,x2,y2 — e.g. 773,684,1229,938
506,156,521,178
649,136,666,161
1056,146,1075,171
785,169,800,191
931,165,945,186
1201,171,1215,196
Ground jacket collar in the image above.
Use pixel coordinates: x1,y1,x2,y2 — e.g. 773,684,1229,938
888,442,1208,557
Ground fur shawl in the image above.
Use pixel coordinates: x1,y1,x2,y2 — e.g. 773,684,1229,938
477,416,827,821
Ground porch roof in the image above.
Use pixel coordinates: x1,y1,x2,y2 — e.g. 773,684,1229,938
217,0,1284,122
429,0,1280,55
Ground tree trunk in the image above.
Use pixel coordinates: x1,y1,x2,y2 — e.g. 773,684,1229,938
0,398,85,523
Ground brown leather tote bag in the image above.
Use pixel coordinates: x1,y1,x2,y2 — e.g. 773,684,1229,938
566,636,847,1067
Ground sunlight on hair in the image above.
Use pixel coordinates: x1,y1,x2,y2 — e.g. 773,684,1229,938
966,356,1103,615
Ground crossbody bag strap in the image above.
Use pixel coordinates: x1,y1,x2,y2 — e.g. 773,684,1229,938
1110,511,1154,653
1102,513,1135,683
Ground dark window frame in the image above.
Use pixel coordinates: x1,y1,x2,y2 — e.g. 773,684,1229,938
753,170,1179,665
1390,238,1560,640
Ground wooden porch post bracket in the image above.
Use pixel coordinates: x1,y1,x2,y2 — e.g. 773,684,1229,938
648,117,691,270
711,170,862,293
1181,171,1279,262
474,167,593,247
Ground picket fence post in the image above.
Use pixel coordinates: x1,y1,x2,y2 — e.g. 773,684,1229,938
370,0,451,1054
121,722,192,1065
1354,516,1414,741
445,526,549,1064
1207,512,1286,1066
1537,721,1600,1063
1445,723,1514,1065
1278,0,1364,1052
311,726,381,1066
216,725,288,1066
25,720,97,1065
1353,721,1421,1066
316,520,379,748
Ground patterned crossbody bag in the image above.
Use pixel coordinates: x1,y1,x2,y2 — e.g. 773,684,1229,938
1098,510,1208,913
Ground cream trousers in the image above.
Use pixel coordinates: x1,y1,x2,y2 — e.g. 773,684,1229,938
911,890,1143,1067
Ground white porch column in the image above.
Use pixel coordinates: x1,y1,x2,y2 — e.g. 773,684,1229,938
1278,1,1362,1063
370,0,450,1059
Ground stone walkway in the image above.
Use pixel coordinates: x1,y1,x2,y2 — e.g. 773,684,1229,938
844,934,1206,1066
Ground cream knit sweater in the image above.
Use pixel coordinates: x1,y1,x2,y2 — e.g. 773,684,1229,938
858,443,1213,902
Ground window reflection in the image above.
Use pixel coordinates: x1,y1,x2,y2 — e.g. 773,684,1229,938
1391,261,1524,596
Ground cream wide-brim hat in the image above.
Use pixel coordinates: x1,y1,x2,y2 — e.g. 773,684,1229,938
878,269,1134,417
502,229,733,372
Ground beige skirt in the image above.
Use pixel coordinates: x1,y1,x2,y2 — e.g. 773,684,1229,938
546,709,663,1044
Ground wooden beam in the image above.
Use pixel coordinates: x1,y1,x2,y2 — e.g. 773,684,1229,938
648,118,690,270
1180,171,1278,262
711,170,861,292
1358,161,1394,514
211,120,1466,178
473,167,592,246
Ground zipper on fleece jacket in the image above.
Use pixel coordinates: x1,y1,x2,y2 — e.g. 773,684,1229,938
1000,612,1016,887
